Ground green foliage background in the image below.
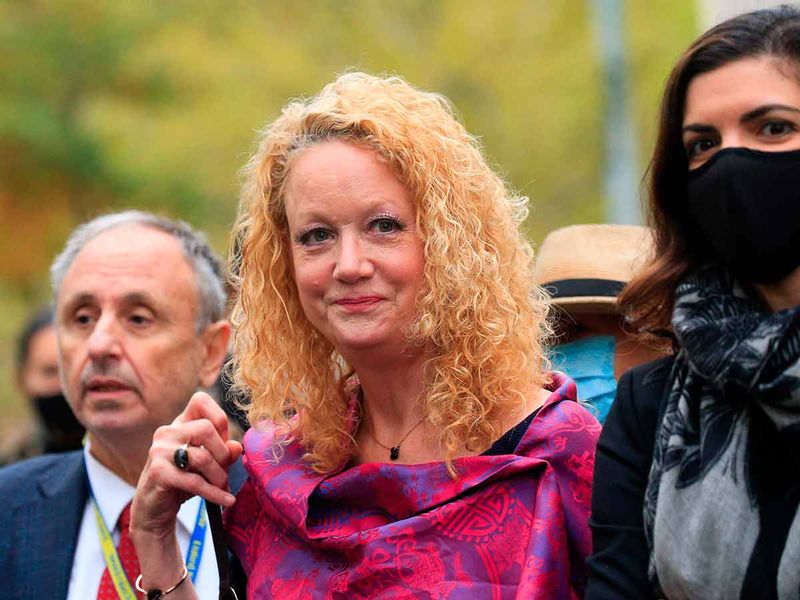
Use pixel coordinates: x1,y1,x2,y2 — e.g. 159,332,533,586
0,0,697,438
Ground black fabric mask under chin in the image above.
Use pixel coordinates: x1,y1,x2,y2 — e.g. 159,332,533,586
686,147,800,285
31,393,85,453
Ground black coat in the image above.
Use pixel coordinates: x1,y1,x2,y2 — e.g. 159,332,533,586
585,356,800,599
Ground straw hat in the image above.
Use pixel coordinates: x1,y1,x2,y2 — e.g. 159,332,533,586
533,224,653,314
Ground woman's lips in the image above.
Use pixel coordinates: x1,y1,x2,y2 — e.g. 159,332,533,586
334,296,384,312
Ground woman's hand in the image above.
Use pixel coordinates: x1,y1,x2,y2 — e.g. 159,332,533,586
130,391,243,595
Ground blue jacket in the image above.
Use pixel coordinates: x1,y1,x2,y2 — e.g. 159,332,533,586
0,451,86,600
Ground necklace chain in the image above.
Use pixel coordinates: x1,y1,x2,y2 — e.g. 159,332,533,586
363,413,425,461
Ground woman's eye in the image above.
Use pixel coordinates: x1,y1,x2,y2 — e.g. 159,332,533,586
686,137,716,158
298,228,332,245
760,120,794,137
371,218,402,234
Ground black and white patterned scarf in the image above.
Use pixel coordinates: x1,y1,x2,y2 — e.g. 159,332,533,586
644,267,800,600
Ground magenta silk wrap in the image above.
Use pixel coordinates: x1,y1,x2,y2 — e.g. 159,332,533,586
225,373,599,599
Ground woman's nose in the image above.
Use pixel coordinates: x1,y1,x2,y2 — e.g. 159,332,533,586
719,130,746,150
333,234,374,282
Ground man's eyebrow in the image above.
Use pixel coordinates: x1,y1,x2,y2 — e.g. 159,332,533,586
60,292,96,312
121,291,159,308
740,103,800,122
61,292,161,312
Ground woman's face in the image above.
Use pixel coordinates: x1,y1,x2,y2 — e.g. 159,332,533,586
283,140,425,356
682,56,800,169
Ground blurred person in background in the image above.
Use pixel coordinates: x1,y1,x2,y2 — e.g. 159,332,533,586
131,72,599,599
588,6,800,599
1,306,84,465
0,211,239,600
534,224,666,424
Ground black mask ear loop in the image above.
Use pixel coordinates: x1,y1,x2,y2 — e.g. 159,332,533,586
206,502,238,599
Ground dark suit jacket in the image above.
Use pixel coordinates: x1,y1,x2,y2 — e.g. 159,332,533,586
0,450,87,600
0,450,249,600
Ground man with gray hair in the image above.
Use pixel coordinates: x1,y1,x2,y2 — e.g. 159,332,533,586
0,211,237,599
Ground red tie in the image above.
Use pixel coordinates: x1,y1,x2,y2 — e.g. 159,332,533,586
96,501,141,600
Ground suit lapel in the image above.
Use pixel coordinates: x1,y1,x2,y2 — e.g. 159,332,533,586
15,452,87,600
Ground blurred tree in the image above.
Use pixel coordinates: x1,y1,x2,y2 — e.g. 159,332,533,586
0,0,176,294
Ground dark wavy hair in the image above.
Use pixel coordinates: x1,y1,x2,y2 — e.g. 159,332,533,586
620,5,800,339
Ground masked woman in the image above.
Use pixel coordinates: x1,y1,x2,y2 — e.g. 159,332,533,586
131,73,599,599
587,6,800,599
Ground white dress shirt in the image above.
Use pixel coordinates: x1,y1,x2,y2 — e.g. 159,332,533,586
66,444,220,600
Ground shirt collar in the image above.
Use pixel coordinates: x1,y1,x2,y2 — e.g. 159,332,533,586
83,442,202,533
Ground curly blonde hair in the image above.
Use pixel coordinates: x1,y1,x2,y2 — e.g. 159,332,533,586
230,72,550,474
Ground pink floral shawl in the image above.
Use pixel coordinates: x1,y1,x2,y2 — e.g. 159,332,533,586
225,373,599,599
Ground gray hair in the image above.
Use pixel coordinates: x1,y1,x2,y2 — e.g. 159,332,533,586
50,210,227,331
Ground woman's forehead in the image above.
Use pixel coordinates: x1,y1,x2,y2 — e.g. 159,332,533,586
683,56,800,123
283,141,413,221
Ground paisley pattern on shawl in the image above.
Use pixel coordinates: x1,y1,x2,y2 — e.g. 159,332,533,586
225,373,599,599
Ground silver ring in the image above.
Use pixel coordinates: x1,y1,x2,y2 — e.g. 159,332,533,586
173,442,190,470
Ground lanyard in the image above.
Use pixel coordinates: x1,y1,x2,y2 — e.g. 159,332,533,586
185,499,208,581
90,491,207,598
90,498,138,600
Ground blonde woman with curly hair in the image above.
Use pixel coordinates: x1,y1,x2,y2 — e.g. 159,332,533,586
132,72,599,599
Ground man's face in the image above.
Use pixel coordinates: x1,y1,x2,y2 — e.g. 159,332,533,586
55,225,212,441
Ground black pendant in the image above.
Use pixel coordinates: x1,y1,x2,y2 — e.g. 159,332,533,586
389,446,400,460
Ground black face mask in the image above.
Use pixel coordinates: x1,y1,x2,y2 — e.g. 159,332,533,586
31,393,85,452
686,147,800,284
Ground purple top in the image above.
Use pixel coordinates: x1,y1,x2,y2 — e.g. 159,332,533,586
226,372,599,599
